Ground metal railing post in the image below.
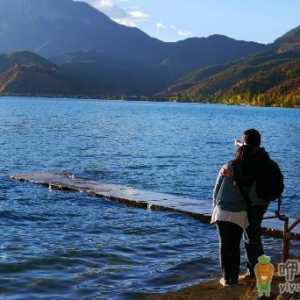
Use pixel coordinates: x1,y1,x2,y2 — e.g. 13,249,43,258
263,197,299,262
282,216,290,262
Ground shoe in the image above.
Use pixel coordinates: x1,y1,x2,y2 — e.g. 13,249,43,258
220,278,239,287
219,278,229,287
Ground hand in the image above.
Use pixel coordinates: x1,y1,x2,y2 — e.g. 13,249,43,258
220,166,233,177
234,139,244,147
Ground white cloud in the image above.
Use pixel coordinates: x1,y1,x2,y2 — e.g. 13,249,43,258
128,11,148,20
83,0,149,27
156,22,167,31
112,10,149,27
83,0,193,39
156,23,193,38
112,17,136,27
96,0,114,9
177,30,193,37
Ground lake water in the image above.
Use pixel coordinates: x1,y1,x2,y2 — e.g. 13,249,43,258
0,97,299,300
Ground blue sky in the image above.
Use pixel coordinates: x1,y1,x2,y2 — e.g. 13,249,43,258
83,0,300,43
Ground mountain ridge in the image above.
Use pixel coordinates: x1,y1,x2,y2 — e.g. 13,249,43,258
0,0,266,72
0,0,298,106
160,50,300,107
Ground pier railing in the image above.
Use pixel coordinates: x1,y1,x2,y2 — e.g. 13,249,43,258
264,197,300,262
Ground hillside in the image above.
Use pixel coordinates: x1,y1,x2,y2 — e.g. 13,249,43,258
275,26,300,53
160,28,300,107
0,52,75,95
158,35,267,80
51,51,170,97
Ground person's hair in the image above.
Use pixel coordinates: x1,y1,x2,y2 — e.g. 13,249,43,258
243,129,261,147
234,145,255,164
244,129,261,147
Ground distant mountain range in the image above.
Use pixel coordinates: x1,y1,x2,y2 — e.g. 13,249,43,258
161,29,300,107
0,0,267,96
0,0,299,106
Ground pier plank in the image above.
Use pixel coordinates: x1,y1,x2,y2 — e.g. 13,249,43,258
10,172,300,241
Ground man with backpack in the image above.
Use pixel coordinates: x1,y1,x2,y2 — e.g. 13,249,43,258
222,129,284,279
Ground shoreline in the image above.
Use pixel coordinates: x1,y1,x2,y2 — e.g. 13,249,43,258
0,94,299,109
142,256,300,299
141,274,300,300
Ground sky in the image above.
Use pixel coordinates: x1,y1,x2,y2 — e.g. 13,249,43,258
82,0,300,44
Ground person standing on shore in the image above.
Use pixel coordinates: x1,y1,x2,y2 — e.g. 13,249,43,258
211,145,254,286
221,129,284,279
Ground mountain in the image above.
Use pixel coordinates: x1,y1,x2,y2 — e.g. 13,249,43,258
159,25,300,107
275,26,300,53
156,35,267,80
0,51,75,95
0,0,266,93
160,51,300,107
51,51,170,97
51,32,267,96
0,0,165,64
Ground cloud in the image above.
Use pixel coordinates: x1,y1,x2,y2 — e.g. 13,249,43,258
129,10,148,20
83,0,193,39
177,30,193,37
114,10,149,26
155,23,193,38
156,22,167,31
96,0,114,9
84,0,149,27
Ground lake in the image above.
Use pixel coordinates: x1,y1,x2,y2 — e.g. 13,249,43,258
0,97,299,299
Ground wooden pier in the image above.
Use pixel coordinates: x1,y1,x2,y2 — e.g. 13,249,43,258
11,172,300,242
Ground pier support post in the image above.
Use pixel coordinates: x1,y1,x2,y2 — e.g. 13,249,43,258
282,216,290,262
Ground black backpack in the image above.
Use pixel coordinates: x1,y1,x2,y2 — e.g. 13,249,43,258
256,158,284,201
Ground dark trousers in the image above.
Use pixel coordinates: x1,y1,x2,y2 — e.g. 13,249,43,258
216,221,243,283
244,205,268,277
